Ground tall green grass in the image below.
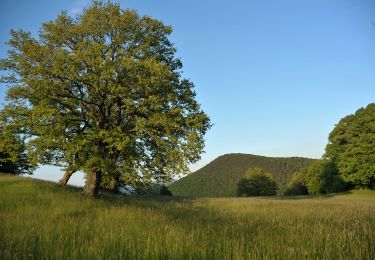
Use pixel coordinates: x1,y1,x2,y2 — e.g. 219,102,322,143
0,174,374,259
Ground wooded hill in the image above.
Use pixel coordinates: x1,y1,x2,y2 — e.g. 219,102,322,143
169,153,315,196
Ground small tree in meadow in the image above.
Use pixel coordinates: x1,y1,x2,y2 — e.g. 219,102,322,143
237,167,277,196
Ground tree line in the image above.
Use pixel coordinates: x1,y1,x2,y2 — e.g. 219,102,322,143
238,103,374,196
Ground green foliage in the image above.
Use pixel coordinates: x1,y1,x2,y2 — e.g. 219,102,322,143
325,103,375,187
169,153,314,197
127,182,165,195
99,172,121,192
0,129,34,175
237,167,277,196
160,185,173,196
283,172,308,196
0,1,210,196
1,175,374,259
294,160,345,195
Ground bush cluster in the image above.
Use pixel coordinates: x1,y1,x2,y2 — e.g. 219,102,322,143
237,167,277,196
284,160,346,196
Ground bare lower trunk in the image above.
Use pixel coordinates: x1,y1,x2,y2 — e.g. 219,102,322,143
59,170,74,187
83,170,101,198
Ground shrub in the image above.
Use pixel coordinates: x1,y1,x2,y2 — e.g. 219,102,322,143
237,167,277,196
160,185,173,196
284,172,308,195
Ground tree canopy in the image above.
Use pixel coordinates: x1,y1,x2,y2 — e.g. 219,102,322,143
324,103,375,188
237,167,277,196
0,1,210,197
304,160,344,195
0,128,34,175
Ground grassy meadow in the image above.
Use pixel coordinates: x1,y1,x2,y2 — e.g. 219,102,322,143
0,174,374,259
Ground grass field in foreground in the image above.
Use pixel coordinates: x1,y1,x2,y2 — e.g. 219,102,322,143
0,175,374,259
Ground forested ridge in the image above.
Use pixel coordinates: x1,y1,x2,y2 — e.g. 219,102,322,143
169,153,315,196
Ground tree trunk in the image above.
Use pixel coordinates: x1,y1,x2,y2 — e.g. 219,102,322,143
59,170,74,187
83,170,101,198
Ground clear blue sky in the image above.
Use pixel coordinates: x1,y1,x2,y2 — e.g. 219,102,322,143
1,0,374,186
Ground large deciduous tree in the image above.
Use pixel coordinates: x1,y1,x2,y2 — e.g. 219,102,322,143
324,103,375,188
0,1,210,197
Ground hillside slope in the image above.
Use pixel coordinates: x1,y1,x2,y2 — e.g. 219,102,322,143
169,153,315,196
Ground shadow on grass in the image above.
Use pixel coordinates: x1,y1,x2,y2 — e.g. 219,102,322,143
99,190,199,207
279,190,353,200
99,188,357,205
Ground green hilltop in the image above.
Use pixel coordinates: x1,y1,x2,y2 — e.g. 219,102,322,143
169,153,315,197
